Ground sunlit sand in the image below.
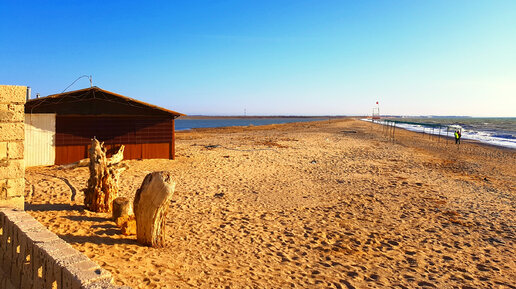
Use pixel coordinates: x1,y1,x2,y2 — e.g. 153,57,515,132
25,118,516,288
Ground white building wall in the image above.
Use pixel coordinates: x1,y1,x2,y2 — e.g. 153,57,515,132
24,113,55,167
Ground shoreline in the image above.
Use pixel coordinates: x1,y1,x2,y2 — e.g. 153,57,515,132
361,118,516,152
175,118,336,133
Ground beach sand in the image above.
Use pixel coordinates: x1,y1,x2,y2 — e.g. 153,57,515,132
25,118,515,288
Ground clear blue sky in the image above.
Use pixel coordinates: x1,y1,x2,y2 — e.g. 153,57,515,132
2,0,515,116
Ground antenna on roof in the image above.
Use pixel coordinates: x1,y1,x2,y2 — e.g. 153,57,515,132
61,75,93,93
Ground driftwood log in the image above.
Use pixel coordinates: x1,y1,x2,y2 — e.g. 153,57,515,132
83,138,127,213
60,158,89,169
134,171,175,247
61,145,125,169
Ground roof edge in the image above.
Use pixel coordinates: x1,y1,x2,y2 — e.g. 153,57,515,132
27,86,185,117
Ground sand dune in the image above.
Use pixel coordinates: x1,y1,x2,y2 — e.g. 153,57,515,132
25,119,515,288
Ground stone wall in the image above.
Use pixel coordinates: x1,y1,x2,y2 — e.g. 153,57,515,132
0,208,130,289
0,85,26,209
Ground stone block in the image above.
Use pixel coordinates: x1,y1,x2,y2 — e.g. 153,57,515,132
20,263,34,289
45,243,80,261
31,245,45,289
7,211,35,226
63,266,113,289
0,85,26,104
66,266,113,287
44,256,62,289
0,159,24,179
24,230,59,243
12,228,25,268
36,239,69,256
0,123,24,141
0,109,14,123
12,218,41,231
70,260,100,272
0,196,24,210
0,142,6,160
1,223,14,271
61,268,75,289
55,253,90,268
0,103,24,122
0,267,17,289
0,208,28,222
7,141,23,160
6,178,24,197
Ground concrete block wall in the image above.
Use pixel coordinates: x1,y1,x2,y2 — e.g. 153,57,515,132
0,208,131,289
0,85,26,210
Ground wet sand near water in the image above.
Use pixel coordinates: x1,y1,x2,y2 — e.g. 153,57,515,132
25,118,516,288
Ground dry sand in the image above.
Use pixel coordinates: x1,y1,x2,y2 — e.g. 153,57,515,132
25,118,515,288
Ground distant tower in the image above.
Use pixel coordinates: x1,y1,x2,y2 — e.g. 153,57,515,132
244,108,247,117
372,101,380,120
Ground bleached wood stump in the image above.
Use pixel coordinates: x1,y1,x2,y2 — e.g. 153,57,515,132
134,171,176,247
83,138,126,213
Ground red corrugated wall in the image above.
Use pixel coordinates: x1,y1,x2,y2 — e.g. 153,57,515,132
55,115,175,165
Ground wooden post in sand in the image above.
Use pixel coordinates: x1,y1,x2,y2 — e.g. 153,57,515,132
392,122,396,141
83,138,127,213
113,197,136,235
113,197,132,220
134,171,176,247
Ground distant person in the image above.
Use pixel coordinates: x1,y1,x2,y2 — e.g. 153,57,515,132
455,130,461,144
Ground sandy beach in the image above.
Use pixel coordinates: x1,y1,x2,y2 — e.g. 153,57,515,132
24,118,515,288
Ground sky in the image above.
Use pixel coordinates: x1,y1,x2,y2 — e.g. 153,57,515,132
1,0,515,117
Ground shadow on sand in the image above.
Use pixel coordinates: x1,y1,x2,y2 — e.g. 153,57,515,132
62,215,111,223
26,203,138,246
25,203,84,212
58,233,137,246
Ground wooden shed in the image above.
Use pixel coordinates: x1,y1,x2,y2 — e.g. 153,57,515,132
24,86,184,166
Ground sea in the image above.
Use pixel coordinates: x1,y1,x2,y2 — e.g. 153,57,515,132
175,117,325,131
364,117,516,150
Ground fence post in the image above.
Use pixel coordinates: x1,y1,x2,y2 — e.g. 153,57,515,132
392,122,396,141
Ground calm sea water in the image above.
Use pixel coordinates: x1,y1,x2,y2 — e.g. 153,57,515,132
365,117,516,149
175,118,325,131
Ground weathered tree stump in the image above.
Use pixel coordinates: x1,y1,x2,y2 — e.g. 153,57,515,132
83,138,127,213
134,171,176,247
113,197,132,220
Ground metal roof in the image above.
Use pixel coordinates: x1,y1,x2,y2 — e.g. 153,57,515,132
25,86,185,117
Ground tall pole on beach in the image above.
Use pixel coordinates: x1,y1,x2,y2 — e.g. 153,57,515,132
392,122,396,141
